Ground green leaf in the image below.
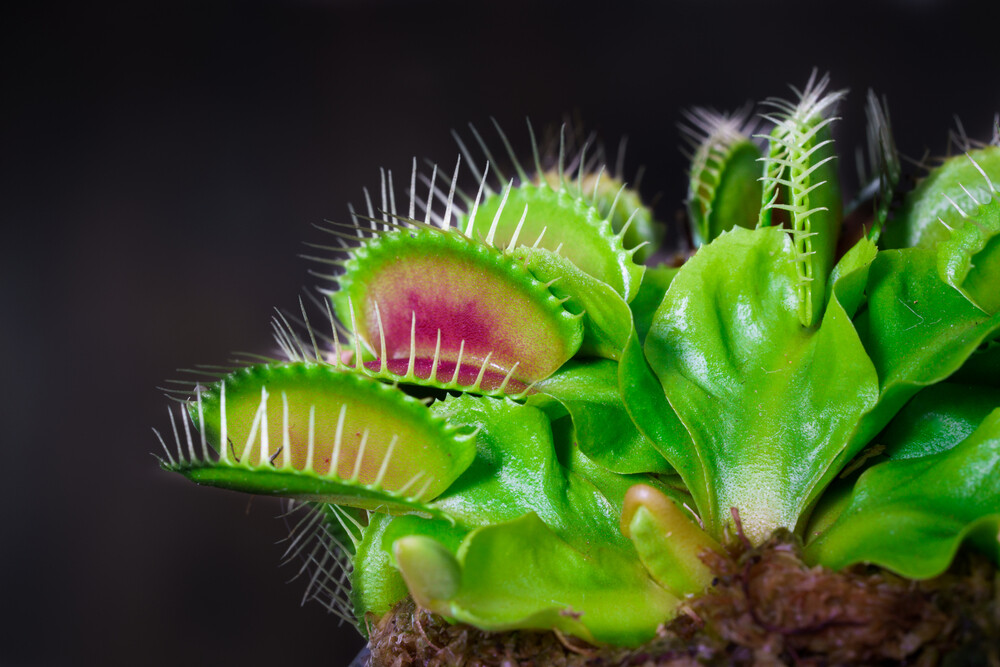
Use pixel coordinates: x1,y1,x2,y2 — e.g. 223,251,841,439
429,395,633,551
531,360,674,474
393,513,679,646
809,381,1000,538
804,409,1000,578
877,382,1000,460
163,363,476,516
645,227,879,542
619,297,701,510
351,512,408,624
851,245,1000,447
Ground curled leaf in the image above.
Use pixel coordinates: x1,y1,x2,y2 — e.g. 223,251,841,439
851,245,1000,447
805,409,1000,578
430,394,635,549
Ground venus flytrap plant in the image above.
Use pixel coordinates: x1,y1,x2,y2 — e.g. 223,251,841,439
159,74,1000,664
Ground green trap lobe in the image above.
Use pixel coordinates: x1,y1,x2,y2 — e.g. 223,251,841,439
466,183,643,301
885,146,1000,249
688,139,763,246
538,170,662,263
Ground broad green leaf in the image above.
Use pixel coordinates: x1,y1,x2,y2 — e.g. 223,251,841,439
804,409,1000,578
877,382,1000,460
429,395,632,551
333,227,583,394
393,513,679,646
806,381,1000,538
850,246,1000,447
645,227,878,543
531,360,673,474
165,363,476,516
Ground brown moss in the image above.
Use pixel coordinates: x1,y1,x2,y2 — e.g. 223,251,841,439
366,533,999,666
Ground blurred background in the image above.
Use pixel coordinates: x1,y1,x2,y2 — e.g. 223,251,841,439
2,0,998,664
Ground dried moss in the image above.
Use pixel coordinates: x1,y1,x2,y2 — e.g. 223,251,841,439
366,533,999,666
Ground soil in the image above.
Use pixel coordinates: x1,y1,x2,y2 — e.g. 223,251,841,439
365,531,999,666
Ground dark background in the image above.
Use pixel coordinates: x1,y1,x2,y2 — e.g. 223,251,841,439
3,0,998,665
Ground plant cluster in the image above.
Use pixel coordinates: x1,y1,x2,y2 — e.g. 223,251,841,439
158,73,1000,659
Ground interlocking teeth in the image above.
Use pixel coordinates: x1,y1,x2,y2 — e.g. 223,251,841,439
155,363,477,516
757,70,846,327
